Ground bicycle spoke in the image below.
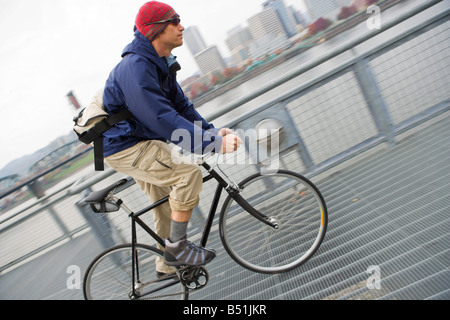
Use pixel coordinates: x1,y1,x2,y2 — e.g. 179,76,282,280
220,170,327,273
84,244,189,300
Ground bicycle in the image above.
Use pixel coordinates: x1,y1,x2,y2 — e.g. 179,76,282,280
82,154,328,300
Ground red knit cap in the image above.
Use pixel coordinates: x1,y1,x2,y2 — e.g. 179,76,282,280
135,1,177,41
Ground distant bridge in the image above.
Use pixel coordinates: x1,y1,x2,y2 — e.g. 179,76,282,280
28,141,80,175
0,174,22,194
0,146,92,200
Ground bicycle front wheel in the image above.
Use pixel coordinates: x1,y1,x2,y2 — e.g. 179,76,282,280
219,170,327,274
83,244,189,300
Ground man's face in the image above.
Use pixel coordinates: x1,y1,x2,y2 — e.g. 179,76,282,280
157,20,185,51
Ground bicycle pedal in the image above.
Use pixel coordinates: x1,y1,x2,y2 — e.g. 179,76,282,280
178,266,209,291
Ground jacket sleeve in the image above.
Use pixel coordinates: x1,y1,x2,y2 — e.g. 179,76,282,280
120,57,222,155
170,80,217,132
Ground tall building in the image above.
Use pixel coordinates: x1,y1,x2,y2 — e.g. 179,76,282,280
184,26,207,56
262,0,297,37
184,26,226,77
248,7,287,40
303,0,352,21
287,5,309,28
225,26,253,67
247,7,289,60
194,45,226,76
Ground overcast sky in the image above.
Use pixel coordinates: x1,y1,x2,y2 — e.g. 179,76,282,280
0,0,306,171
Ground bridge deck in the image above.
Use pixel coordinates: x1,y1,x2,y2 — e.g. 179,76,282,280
1,114,449,300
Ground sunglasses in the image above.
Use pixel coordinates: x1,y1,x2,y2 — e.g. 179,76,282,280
145,17,181,27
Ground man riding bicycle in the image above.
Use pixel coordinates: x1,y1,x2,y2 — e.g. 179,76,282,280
102,1,242,276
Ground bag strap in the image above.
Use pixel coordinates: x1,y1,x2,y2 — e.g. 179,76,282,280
78,109,133,144
93,136,105,171
78,109,133,171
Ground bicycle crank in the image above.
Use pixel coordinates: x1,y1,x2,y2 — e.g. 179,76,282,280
179,266,209,291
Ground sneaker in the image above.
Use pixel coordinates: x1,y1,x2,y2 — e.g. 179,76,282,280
164,237,216,266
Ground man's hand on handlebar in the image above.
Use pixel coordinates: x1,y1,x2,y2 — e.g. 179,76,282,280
219,128,243,154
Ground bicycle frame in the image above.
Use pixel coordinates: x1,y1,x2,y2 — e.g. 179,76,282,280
126,161,278,249
119,161,278,298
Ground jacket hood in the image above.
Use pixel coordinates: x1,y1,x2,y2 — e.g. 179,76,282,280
122,30,169,75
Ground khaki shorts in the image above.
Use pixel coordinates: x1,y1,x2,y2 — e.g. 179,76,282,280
105,140,203,212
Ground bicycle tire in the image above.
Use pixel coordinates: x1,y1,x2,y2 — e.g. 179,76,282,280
83,243,189,300
219,170,327,274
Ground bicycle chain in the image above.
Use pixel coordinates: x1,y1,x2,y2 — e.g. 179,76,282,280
135,266,209,300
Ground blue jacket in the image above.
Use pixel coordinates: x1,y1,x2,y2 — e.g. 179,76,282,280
102,30,221,157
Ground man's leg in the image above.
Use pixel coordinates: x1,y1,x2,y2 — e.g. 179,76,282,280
164,211,216,267
136,181,175,275
169,210,192,242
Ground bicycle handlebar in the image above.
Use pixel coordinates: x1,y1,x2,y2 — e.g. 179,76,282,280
196,152,217,165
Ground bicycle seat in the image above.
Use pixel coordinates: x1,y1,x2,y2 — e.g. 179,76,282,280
84,179,128,203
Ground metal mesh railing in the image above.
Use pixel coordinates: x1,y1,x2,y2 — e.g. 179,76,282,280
370,20,450,125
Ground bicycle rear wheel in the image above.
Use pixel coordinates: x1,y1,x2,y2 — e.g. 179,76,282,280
219,170,327,274
83,244,189,300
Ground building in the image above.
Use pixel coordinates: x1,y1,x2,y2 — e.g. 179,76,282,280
225,25,253,67
194,45,226,76
303,0,352,21
247,7,289,60
262,0,298,37
184,26,207,56
287,5,309,28
248,7,287,40
184,25,226,78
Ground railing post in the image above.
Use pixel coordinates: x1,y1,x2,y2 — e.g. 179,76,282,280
354,58,396,147
281,103,315,171
28,179,73,239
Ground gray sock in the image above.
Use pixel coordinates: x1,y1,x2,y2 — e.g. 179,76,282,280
169,220,188,243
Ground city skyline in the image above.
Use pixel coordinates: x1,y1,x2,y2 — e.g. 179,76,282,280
183,0,308,80
180,0,374,83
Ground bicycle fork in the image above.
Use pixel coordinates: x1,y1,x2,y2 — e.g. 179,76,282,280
200,164,279,248
227,186,280,230
203,161,279,231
